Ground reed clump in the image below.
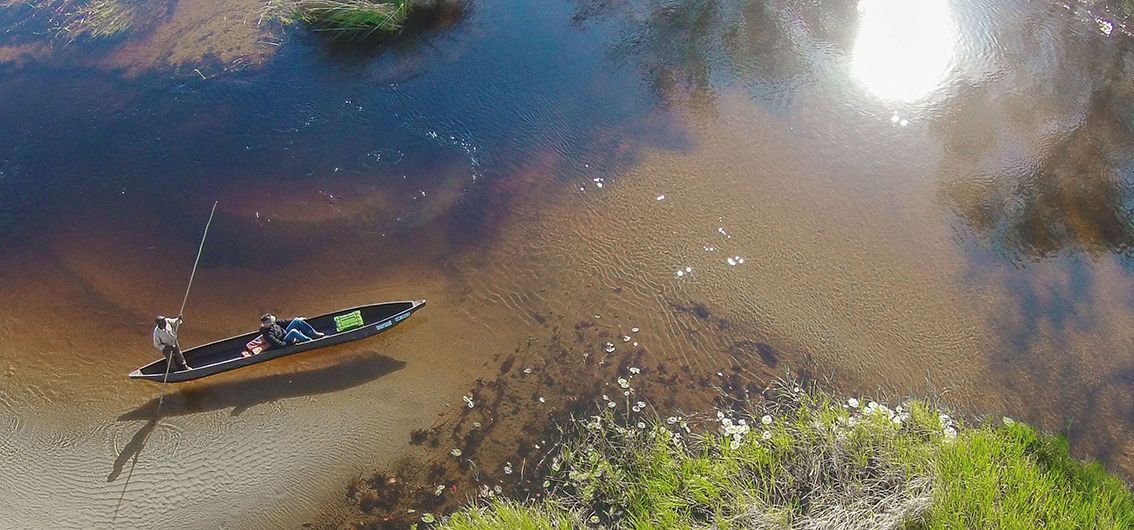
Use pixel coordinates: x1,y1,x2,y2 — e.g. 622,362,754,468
264,0,412,37
436,381,1134,529
69,0,131,37
12,0,133,39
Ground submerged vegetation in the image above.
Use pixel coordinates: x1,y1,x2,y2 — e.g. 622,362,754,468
65,0,131,38
10,0,134,40
437,382,1134,529
264,0,412,37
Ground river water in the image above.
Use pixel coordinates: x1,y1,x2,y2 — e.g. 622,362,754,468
2,0,1134,527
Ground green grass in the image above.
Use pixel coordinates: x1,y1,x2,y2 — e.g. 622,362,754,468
438,500,576,530
435,383,1134,529
263,0,412,37
928,420,1134,529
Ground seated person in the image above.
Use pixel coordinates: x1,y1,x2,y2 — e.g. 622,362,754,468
260,313,325,349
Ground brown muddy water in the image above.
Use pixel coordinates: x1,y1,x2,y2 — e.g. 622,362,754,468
3,0,1134,527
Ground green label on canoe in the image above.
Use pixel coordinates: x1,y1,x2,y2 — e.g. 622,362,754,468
334,310,364,332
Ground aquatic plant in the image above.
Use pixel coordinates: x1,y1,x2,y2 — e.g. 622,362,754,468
13,0,134,39
436,382,1134,529
263,0,412,37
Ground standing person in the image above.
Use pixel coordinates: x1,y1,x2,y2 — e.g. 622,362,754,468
259,313,325,349
153,315,190,371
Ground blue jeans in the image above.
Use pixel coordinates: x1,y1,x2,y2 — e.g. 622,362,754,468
283,318,317,344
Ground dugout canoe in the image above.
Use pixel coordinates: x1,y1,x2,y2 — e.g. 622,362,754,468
129,300,426,383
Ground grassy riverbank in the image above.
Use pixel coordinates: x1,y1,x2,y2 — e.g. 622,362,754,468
436,384,1134,529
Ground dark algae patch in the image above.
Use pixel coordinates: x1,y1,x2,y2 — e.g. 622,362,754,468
336,314,764,528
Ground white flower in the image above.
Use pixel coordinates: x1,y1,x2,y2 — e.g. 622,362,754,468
463,395,475,408
623,390,630,396
622,335,631,342
717,411,725,420
943,426,957,441
604,342,616,353
667,416,679,424
523,367,532,374
636,401,646,409
608,401,616,408
422,513,436,523
494,485,502,494
761,415,773,425
629,367,641,374
434,485,445,496
637,422,646,429
504,464,513,475
722,421,749,437
632,406,641,412
617,377,630,389
762,430,772,440
538,397,546,403
631,327,640,333
602,394,610,401
730,439,740,450
848,398,860,408
451,448,462,457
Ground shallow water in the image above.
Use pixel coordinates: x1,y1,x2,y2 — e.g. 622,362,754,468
3,0,1134,526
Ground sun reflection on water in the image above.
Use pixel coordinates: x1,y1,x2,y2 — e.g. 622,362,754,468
851,0,957,103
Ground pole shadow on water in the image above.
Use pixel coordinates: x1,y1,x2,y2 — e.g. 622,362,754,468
108,353,406,483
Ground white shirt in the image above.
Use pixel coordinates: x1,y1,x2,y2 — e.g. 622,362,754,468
153,317,181,350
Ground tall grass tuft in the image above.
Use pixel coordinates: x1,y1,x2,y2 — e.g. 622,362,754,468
263,0,412,38
68,0,131,38
11,0,134,40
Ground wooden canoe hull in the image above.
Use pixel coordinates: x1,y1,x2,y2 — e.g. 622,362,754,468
129,300,426,383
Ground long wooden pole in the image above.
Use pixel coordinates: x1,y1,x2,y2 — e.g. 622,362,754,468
178,200,218,319
158,201,218,409
113,201,220,526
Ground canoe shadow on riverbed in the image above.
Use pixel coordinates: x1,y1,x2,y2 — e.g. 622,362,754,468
108,353,405,482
